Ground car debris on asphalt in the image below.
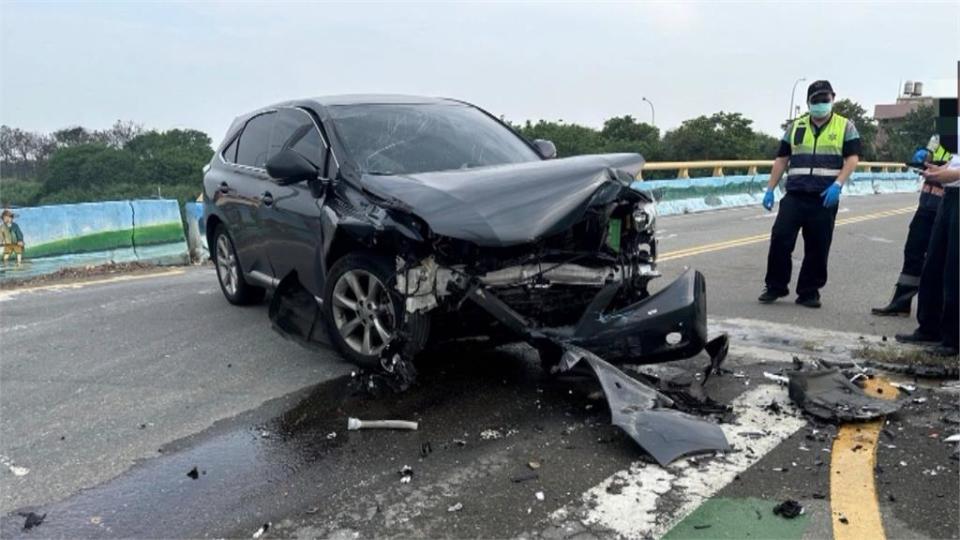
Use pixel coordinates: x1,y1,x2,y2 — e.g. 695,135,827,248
773,500,804,519
555,345,730,466
18,511,46,530
787,366,903,422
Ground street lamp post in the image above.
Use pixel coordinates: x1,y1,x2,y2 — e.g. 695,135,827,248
789,78,806,121
642,96,655,127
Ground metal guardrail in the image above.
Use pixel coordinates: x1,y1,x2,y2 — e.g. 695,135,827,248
639,160,908,179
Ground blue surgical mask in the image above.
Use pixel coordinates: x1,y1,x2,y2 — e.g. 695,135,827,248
809,102,832,118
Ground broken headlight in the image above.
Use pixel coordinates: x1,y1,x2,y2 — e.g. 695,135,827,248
632,202,657,233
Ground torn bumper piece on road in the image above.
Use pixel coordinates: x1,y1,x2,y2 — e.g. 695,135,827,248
558,346,730,466
787,367,904,422
465,270,730,465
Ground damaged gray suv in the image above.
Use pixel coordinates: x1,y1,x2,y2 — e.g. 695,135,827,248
203,95,711,372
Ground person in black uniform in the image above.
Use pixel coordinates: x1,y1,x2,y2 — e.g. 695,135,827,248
872,136,952,316
896,154,960,357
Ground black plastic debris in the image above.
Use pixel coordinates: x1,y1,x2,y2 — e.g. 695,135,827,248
18,511,46,530
186,466,199,480
773,500,804,518
765,401,784,415
511,471,540,483
633,365,731,416
787,367,903,422
558,346,730,466
700,334,730,385
420,442,433,457
268,275,332,351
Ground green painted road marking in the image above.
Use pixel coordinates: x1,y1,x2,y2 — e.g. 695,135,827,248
663,497,809,539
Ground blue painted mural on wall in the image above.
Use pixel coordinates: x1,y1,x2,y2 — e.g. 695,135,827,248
0,199,189,282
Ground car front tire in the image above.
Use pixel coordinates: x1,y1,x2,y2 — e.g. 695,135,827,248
213,224,265,305
323,252,430,369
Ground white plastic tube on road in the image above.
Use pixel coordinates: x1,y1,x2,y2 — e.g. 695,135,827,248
347,417,418,431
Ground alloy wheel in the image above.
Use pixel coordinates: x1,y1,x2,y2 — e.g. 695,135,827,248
216,233,238,296
331,269,396,356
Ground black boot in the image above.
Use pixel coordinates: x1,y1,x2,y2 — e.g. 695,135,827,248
871,284,917,317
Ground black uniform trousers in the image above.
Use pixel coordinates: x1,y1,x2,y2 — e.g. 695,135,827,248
916,185,959,348
897,206,938,286
764,191,839,297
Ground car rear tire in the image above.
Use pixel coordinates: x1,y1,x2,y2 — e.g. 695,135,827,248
213,224,265,305
323,252,430,369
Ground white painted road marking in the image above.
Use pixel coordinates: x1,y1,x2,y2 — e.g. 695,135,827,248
551,385,805,538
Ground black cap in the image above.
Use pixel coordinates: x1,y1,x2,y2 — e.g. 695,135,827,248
807,80,835,100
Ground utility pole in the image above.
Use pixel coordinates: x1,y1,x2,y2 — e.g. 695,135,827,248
641,96,656,127
789,77,806,121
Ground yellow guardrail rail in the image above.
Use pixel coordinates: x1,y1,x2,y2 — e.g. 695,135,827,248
638,160,909,179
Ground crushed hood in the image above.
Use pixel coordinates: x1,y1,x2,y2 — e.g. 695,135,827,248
360,153,646,247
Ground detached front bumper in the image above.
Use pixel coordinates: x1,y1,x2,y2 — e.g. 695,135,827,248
466,267,708,365
565,268,707,364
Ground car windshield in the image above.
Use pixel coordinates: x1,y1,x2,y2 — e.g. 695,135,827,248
328,102,541,175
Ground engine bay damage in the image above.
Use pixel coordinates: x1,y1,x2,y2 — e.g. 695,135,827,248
268,155,736,465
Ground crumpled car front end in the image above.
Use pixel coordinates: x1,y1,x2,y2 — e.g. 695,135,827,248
371,153,709,367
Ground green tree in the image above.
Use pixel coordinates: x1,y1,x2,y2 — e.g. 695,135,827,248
42,143,138,194
876,104,938,162
599,115,662,160
832,98,877,160
662,112,770,161
39,128,213,204
514,120,604,157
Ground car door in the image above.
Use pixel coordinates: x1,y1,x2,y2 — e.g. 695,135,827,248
261,107,329,295
226,111,276,278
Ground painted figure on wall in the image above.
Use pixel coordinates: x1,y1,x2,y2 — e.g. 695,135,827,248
1,209,25,267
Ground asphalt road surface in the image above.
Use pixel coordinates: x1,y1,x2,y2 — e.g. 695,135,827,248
1,191,957,539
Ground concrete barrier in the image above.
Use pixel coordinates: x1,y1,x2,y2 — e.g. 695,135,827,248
183,202,208,263
0,199,189,282
632,171,921,216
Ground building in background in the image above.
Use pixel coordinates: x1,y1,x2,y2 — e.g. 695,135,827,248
874,81,946,121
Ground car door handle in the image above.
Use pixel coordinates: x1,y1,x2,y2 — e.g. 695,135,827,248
218,182,230,193
261,191,274,206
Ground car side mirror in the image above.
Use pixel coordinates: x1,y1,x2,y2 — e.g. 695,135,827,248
532,139,557,159
266,149,319,185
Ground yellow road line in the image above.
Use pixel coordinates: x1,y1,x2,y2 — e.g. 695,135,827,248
830,378,899,540
0,268,187,297
659,206,915,261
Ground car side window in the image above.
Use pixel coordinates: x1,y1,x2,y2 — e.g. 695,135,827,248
270,108,325,169
236,112,275,169
221,135,239,163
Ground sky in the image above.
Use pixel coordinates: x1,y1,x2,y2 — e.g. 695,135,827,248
1,1,958,144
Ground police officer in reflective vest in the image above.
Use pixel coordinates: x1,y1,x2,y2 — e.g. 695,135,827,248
872,135,952,316
758,80,862,307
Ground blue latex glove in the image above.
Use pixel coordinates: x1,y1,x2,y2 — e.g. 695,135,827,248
821,182,842,208
912,148,930,164
762,188,775,211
